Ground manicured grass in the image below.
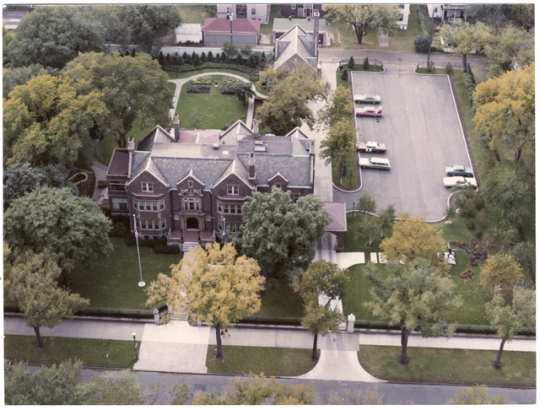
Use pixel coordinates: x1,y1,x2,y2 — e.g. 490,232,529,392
336,72,349,89
176,75,249,129
4,335,137,368
359,346,536,387
206,345,318,376
68,238,182,311
176,5,216,24
331,151,358,189
251,278,304,319
260,4,281,36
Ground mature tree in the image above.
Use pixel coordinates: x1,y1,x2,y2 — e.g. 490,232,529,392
480,254,524,300
7,6,105,69
380,211,448,270
450,385,508,405
65,52,173,148
4,187,112,272
256,65,290,93
3,75,108,167
440,21,491,71
362,216,382,248
505,4,535,30
80,5,131,46
221,82,255,106
473,64,535,174
4,163,77,209
3,22,15,65
318,85,354,129
6,250,90,347
485,286,535,369
4,360,83,405
323,4,399,44
294,260,349,360
364,258,461,365
509,241,535,284
146,242,264,359
169,383,192,405
378,204,396,239
241,187,332,279
481,164,531,227
257,65,330,135
78,370,144,405
484,26,534,78
3,63,59,99
465,4,508,30
116,5,182,54
319,119,356,184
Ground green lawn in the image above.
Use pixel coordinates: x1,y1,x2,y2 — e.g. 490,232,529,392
206,345,317,376
341,214,491,326
359,346,536,387
176,5,215,24
68,238,182,311
4,335,138,368
332,151,358,189
167,69,250,81
250,278,304,319
260,4,281,36
176,75,249,129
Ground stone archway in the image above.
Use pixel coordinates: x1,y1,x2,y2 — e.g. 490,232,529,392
186,217,199,230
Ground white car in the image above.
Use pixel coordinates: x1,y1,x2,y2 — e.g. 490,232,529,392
443,176,477,188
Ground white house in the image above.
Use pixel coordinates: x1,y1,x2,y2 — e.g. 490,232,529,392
175,24,203,44
427,4,467,22
217,4,270,23
396,4,411,30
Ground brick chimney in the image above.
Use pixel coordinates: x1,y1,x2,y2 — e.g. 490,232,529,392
248,152,256,181
313,11,320,58
128,136,135,151
174,114,180,142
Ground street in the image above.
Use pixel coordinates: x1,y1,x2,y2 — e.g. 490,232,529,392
75,368,536,405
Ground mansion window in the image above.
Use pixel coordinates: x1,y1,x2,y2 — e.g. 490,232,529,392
293,194,301,203
221,203,242,215
274,183,282,190
188,180,193,188
220,221,240,233
183,197,201,210
227,185,239,195
112,198,128,210
134,199,164,211
139,218,166,230
110,180,126,191
141,182,153,192
251,7,256,15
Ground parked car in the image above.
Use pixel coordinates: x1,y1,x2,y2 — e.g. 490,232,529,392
355,106,383,117
445,165,474,177
353,94,381,104
356,141,387,153
443,176,477,188
359,157,391,170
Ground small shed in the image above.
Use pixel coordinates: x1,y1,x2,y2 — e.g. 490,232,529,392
175,24,203,44
324,202,348,252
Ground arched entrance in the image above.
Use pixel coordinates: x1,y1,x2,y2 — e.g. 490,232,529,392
186,217,199,230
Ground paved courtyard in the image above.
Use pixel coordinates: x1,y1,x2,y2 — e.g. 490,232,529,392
345,67,473,221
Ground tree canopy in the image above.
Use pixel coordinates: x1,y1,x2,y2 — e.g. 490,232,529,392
451,385,508,405
241,187,332,279
363,258,461,364
440,21,491,71
78,370,144,405
3,63,59,99
485,286,535,369
319,118,356,184
7,6,105,69
483,26,534,78
5,250,90,347
317,85,353,129
480,254,524,300
256,66,329,135
3,74,108,167
65,52,173,148
323,4,399,44
4,187,112,272
116,5,182,54
146,242,264,358
380,211,448,270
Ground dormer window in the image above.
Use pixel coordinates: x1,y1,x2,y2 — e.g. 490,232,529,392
142,182,153,192
188,180,193,188
227,185,239,195
275,184,282,190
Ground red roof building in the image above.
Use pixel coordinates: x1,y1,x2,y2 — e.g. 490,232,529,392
202,17,261,45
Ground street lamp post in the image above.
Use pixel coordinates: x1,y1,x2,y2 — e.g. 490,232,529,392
132,332,138,361
227,11,234,45
427,9,435,69
353,202,355,215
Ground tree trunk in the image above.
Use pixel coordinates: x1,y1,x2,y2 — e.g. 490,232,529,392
34,326,45,348
312,332,319,361
398,328,410,365
462,54,467,72
492,337,506,369
353,24,364,44
118,133,127,148
215,324,224,358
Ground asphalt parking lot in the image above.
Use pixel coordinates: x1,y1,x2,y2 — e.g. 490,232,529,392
349,68,472,221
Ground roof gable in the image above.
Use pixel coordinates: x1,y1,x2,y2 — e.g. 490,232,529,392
203,18,261,34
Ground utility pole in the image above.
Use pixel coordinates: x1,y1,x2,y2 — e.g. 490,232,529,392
427,9,435,69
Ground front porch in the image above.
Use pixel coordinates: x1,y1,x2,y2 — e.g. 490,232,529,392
168,228,214,246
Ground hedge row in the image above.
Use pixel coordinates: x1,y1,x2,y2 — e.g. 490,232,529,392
163,62,259,82
124,233,167,248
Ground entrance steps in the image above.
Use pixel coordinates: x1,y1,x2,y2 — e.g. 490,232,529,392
182,242,199,252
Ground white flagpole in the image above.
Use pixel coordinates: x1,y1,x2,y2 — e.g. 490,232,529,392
133,214,145,287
